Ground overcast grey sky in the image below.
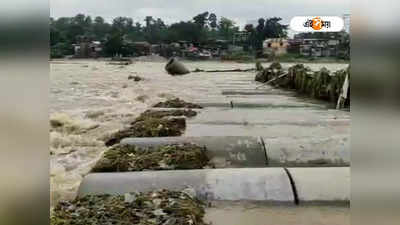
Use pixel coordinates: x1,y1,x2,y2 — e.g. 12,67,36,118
50,0,349,31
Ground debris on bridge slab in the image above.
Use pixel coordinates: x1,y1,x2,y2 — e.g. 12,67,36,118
51,189,208,225
153,98,203,109
92,143,210,172
256,63,350,109
134,109,198,122
105,117,186,146
255,61,284,83
165,57,190,75
104,101,203,146
255,61,264,71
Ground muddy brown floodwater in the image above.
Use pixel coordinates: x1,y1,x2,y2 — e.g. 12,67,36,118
50,59,349,211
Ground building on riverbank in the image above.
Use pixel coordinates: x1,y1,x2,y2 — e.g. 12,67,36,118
263,38,289,57
72,36,103,58
299,38,340,57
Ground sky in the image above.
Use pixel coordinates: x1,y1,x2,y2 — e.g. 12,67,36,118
50,0,350,36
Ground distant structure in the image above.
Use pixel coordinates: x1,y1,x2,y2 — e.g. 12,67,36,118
263,38,289,56
130,41,152,56
233,31,250,45
299,39,340,57
342,14,351,33
73,36,102,58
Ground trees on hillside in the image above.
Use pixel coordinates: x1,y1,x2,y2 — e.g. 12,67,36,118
50,13,242,46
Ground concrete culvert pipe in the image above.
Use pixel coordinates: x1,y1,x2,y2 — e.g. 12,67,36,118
121,136,267,168
263,136,350,167
78,168,295,203
79,167,349,203
165,57,190,75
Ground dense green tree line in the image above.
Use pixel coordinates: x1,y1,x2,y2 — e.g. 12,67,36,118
50,12,289,57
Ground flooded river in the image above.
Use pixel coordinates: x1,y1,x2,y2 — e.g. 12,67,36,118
50,59,349,223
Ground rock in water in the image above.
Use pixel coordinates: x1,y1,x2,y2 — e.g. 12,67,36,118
153,98,203,108
165,58,190,75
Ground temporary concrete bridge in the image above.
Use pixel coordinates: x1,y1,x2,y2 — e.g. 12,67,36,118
79,64,350,205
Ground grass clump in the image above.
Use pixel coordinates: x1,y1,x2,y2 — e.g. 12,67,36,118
51,189,209,225
135,109,197,122
153,98,203,109
92,143,209,172
105,109,198,146
105,117,185,146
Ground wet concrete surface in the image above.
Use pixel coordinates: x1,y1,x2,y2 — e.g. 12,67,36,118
205,202,349,225
183,68,350,160
191,66,350,224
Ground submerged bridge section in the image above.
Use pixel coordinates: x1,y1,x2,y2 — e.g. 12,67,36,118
79,66,350,205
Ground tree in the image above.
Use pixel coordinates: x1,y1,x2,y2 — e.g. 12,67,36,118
251,17,288,51
218,17,238,40
112,17,133,34
256,18,265,33
244,24,256,51
94,16,104,24
103,33,125,56
50,26,61,46
84,16,92,28
93,16,110,40
208,13,217,30
126,22,145,42
193,12,209,28
144,16,154,27
244,24,254,33
263,17,288,38
144,18,168,44
167,21,204,43
72,14,86,26
250,18,265,51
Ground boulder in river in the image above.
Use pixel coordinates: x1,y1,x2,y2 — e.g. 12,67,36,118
165,57,190,75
